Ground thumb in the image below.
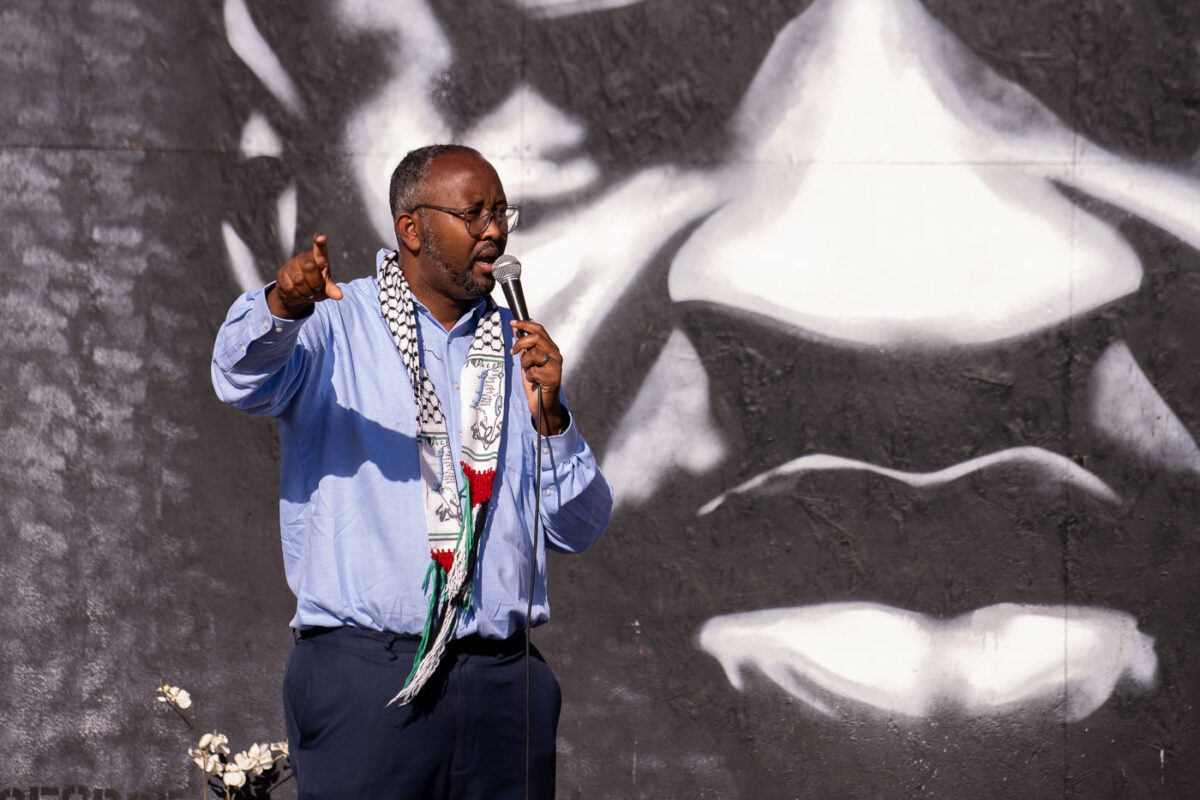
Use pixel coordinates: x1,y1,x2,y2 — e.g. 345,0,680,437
324,278,343,301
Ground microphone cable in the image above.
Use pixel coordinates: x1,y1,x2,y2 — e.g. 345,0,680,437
525,384,545,800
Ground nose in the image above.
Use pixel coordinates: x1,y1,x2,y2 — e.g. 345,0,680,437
479,209,505,243
665,0,1142,348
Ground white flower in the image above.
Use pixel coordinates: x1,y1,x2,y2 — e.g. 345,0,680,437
188,747,224,774
198,732,230,755
241,742,276,775
155,683,192,710
222,764,246,788
270,740,289,758
232,750,254,773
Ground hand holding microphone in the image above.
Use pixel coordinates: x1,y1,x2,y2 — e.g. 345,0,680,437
493,254,569,435
494,255,530,329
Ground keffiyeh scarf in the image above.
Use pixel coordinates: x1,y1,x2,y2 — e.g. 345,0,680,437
377,250,506,705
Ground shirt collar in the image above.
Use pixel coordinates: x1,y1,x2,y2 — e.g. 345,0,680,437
376,248,489,338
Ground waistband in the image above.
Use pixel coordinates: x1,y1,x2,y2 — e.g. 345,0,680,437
293,625,528,657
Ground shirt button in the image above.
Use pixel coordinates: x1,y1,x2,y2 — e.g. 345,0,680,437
544,488,552,497
541,447,549,456
262,320,269,329
274,326,283,333
454,382,459,389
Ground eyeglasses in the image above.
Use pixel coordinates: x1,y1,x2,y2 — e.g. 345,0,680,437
411,204,521,237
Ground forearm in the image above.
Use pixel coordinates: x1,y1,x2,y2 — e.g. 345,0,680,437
533,391,569,437
211,285,314,416
537,417,613,553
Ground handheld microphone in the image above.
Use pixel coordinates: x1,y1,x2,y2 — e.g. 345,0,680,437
492,250,544,797
492,254,529,334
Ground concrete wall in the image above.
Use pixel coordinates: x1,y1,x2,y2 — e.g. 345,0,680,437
2,0,1198,796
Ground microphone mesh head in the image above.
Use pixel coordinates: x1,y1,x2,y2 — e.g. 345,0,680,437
492,254,521,282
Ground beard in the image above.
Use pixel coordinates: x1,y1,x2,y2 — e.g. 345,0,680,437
421,217,495,298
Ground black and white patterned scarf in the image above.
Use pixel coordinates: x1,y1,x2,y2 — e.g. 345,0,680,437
377,250,506,705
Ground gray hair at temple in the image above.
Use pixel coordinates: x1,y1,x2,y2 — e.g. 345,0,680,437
388,143,484,221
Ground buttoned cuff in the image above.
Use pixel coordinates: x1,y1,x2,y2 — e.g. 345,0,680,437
539,411,584,468
214,283,310,371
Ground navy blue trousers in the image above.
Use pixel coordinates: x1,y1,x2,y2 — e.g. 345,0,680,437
283,627,561,799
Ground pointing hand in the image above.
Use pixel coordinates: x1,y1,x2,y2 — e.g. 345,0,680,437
268,233,343,318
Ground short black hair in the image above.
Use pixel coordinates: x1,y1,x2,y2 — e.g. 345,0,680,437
388,143,483,220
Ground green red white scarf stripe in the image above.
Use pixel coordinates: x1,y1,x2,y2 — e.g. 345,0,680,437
376,250,505,704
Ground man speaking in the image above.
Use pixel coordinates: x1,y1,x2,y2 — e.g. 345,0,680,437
211,144,612,798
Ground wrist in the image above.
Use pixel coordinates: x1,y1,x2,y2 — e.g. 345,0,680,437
266,286,314,320
542,405,569,436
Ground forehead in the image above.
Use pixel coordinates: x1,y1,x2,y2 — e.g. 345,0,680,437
426,151,505,203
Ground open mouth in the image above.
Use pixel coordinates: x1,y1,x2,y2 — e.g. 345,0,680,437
474,251,501,272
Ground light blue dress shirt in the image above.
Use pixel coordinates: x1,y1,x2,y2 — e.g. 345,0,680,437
212,250,612,638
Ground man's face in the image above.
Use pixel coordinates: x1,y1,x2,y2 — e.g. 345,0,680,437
410,151,507,303
419,214,495,300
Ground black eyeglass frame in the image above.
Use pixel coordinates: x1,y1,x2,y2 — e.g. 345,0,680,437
410,203,521,237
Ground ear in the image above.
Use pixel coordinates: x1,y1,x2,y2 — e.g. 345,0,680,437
395,212,421,253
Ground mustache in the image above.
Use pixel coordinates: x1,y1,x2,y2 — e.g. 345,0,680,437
474,244,503,261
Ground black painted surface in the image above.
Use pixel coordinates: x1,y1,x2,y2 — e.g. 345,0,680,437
2,1,1198,797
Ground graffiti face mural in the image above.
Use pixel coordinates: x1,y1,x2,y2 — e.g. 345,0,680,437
217,0,1200,796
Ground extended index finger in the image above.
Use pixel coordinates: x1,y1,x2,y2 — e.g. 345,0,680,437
312,233,329,269
309,232,343,300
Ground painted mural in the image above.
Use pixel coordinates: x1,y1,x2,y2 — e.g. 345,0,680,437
2,0,1198,797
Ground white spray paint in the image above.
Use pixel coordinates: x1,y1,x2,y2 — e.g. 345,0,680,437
514,0,645,19
461,84,600,204
277,180,298,259
225,22,300,284
669,0,1146,346
603,329,726,507
222,220,264,294
699,603,1156,721
332,6,722,366
224,0,305,115
1090,340,1200,476
699,446,1121,516
214,0,1196,730
237,111,283,160
338,0,453,243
